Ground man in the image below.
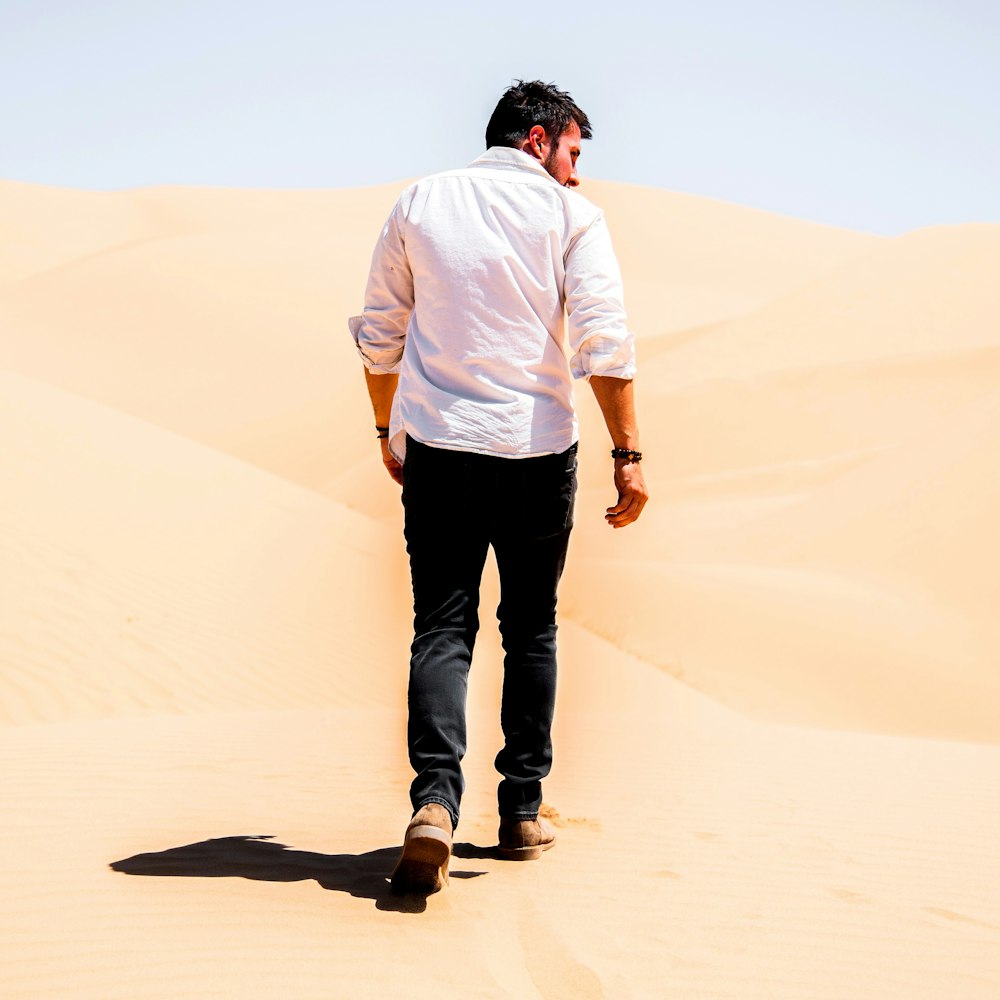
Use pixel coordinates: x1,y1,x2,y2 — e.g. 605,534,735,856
350,80,647,894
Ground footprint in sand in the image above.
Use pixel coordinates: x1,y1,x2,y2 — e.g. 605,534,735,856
538,803,601,831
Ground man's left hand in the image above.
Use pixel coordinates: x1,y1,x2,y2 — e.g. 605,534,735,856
606,460,648,528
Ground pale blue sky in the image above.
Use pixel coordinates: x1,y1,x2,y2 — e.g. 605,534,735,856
2,0,997,234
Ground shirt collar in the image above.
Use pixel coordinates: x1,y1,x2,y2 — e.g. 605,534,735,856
469,146,559,183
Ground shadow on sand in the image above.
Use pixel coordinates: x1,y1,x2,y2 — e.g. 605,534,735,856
110,836,494,913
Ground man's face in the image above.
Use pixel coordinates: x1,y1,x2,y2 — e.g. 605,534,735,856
543,121,582,188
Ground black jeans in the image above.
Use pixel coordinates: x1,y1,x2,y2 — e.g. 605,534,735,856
401,435,577,831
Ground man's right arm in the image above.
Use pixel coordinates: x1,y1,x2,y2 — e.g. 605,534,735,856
351,198,414,484
364,369,402,485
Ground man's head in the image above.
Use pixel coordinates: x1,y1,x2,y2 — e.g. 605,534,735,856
485,80,592,188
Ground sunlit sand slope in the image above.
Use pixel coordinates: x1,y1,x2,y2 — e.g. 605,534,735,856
0,370,409,724
569,222,1000,741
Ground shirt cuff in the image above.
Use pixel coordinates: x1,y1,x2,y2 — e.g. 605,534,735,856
570,330,637,381
349,314,403,374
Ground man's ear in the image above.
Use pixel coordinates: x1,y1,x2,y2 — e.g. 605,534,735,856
522,124,547,162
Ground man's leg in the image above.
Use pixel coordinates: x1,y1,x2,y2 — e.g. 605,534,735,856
491,444,577,822
402,439,490,832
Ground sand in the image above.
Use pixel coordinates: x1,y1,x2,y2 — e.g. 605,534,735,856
1,176,998,999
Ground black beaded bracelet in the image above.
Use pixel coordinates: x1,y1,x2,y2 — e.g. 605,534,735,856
376,425,390,439
611,447,643,462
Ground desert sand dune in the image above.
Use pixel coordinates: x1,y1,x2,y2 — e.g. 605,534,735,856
2,623,997,999
641,223,1000,392
2,178,998,998
0,370,410,725
562,218,1000,741
567,379,1000,738
582,178,883,335
0,180,877,495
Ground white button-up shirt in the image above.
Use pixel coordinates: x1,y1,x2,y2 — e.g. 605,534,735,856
350,146,636,461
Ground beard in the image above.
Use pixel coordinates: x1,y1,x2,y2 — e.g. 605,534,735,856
543,145,564,184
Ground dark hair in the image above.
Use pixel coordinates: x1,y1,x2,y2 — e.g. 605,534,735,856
485,79,592,150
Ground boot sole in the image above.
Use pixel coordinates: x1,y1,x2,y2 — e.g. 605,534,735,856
390,824,451,894
496,839,556,861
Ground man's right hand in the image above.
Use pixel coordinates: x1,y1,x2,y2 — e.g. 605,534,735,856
381,437,403,485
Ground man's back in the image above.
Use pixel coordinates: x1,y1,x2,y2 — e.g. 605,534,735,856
357,146,632,459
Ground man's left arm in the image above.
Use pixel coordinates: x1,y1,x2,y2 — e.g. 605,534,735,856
589,375,648,528
564,212,648,527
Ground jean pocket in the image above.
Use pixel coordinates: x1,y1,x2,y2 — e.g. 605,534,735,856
523,448,577,538
401,437,435,515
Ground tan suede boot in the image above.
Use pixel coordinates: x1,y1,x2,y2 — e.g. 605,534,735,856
497,816,556,861
390,803,453,894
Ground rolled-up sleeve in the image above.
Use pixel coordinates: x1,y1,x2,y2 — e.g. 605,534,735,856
564,212,636,381
350,199,414,374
